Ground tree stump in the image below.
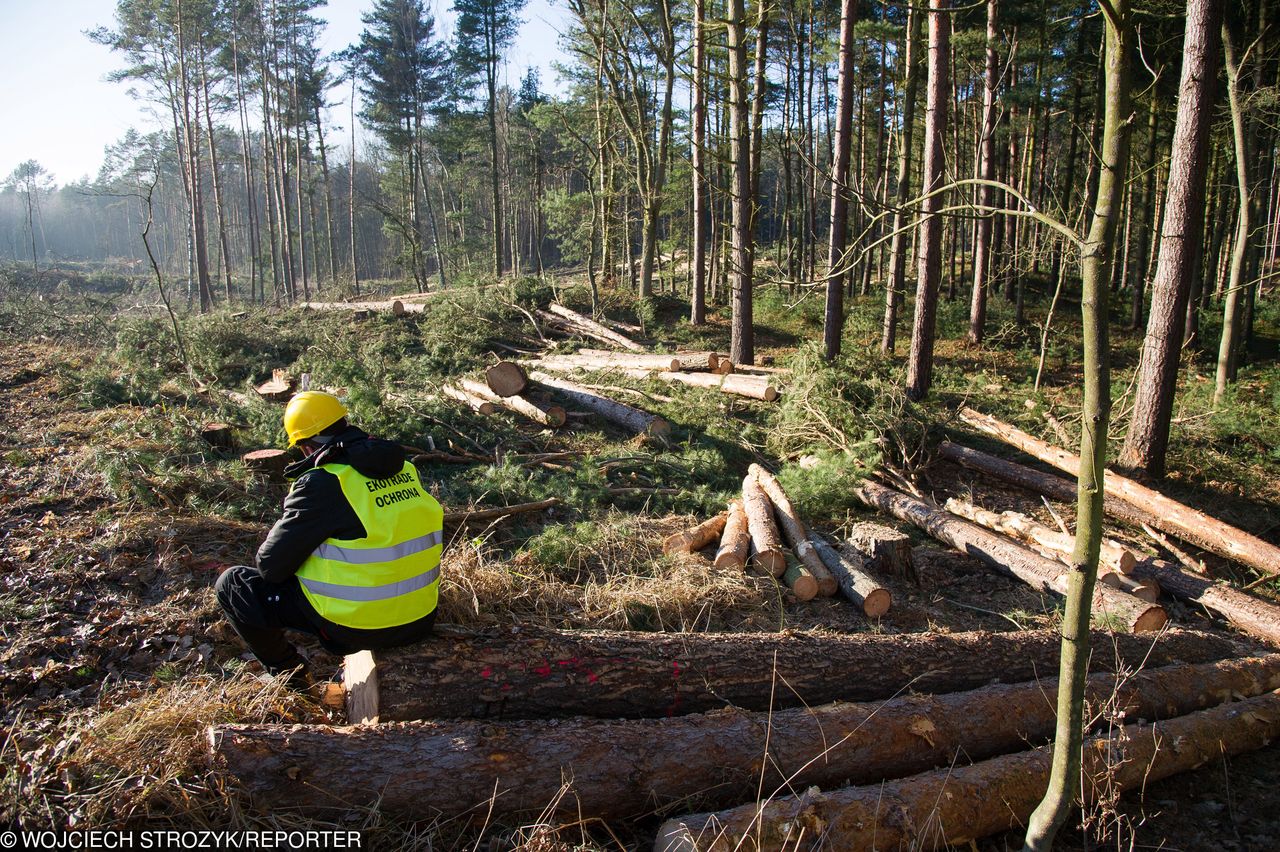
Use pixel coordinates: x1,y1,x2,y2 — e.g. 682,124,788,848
200,422,236,452
242,449,289,482
847,521,918,584
254,369,294,402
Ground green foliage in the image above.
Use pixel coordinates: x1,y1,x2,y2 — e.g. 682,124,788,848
775,451,868,522
542,188,595,266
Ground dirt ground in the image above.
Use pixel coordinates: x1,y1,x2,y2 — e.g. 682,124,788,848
2,339,1279,850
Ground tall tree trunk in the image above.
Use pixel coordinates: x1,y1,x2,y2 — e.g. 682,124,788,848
824,0,857,360
881,6,923,354
968,0,1000,345
1022,0,1132,847
1130,94,1162,329
1215,21,1251,405
488,31,503,279
904,0,950,400
199,42,234,303
690,0,708,325
1118,0,1222,477
314,103,338,290
727,0,754,365
348,73,360,295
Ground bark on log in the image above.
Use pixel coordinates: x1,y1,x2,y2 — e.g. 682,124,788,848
212,655,1280,821
1113,572,1162,603
363,624,1240,722
664,513,730,555
741,475,786,576
749,465,836,595
201,422,235,451
253,369,294,402
657,688,1280,851
940,441,1167,531
440,384,496,415
856,481,1167,633
1133,558,1280,646
443,498,560,525
530,372,670,437
577,348,716,372
545,304,645,351
459,379,565,428
242,449,288,482
944,498,1134,582
846,521,917,584
714,501,751,570
782,561,819,601
484,361,529,397
959,407,1280,576
810,534,892,617
303,299,424,315
618,367,780,402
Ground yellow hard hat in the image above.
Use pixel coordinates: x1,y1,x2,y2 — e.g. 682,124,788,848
283,391,348,446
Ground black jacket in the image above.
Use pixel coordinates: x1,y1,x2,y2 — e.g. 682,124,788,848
256,426,409,583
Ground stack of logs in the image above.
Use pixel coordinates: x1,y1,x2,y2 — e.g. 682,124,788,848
530,347,782,403
208,623,1280,850
664,464,898,615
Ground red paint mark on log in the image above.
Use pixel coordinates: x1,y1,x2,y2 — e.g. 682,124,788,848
480,667,493,678
587,672,598,683
534,662,553,677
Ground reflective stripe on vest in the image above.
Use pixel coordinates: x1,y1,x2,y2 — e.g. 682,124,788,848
294,460,443,630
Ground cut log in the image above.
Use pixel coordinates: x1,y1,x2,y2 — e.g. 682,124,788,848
440,384,496,415
618,367,779,402
484,361,528,397
443,498,559,525
362,624,1241,722
846,520,918,584
782,561,819,601
855,480,1167,633
529,372,670,437
741,474,786,576
664,512,729,555
959,407,1280,577
546,303,645,351
940,441,1167,531
575,348,716,372
200,422,235,451
212,655,1280,821
241,449,288,482
656,688,1280,852
810,534,892,617
1113,572,1162,603
943,498,1138,575
253,368,294,402
1133,558,1280,646
342,650,378,724
458,379,565,428
749,465,836,595
943,498,1128,588
714,501,751,570
709,353,735,375
303,299,423,315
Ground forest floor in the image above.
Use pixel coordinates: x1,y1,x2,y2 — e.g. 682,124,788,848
1,270,1279,849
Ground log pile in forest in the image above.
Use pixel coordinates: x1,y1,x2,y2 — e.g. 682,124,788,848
347,624,1239,723
854,480,1167,632
211,654,1280,820
458,378,566,428
535,304,646,351
531,351,781,401
957,407,1280,576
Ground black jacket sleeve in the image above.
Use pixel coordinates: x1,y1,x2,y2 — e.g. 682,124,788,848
255,469,364,584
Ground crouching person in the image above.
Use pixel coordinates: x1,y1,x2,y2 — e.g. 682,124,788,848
216,391,441,684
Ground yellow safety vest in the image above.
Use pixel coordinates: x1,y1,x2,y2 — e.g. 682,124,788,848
295,461,443,629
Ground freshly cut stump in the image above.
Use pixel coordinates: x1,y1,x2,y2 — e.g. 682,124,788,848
846,520,917,584
242,449,288,482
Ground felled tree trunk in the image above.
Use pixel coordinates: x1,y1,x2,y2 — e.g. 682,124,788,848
544,304,645,351
714,501,750,569
810,533,892,617
1133,558,1280,646
529,372,670,437
958,407,1280,576
749,465,836,594
443,498,559,526
212,655,1280,820
359,624,1238,722
944,498,1136,576
664,513,729,555
459,379,565,427
855,481,1166,632
440,384,496,415
782,561,819,601
616,368,780,402
483,362,528,397
573,349,716,372
657,689,1280,851
741,474,786,575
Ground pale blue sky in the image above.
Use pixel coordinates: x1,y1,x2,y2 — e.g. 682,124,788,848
0,0,570,186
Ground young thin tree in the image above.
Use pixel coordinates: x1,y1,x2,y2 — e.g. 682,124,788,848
904,0,950,401
881,5,923,355
1215,19,1252,405
968,0,999,345
1119,0,1223,476
454,0,528,280
824,0,857,361
690,0,708,325
728,0,754,365
1023,0,1133,846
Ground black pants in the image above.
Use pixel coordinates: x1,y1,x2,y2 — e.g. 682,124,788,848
215,565,436,673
